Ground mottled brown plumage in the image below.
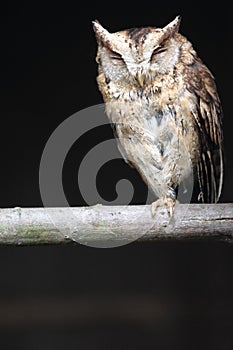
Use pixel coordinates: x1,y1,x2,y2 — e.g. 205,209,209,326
93,17,223,214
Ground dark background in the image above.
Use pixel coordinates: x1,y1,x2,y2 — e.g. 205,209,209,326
0,1,233,349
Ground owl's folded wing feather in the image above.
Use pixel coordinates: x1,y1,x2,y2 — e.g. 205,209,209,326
185,58,223,203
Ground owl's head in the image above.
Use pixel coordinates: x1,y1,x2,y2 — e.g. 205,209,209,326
93,17,182,87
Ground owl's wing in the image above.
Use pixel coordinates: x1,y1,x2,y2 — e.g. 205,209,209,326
185,59,224,203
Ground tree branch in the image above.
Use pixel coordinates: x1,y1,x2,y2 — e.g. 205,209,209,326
0,204,233,245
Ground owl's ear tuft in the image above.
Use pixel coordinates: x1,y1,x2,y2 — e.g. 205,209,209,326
162,16,181,38
92,20,111,45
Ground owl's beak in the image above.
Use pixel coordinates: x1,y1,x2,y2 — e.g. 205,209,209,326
135,72,146,88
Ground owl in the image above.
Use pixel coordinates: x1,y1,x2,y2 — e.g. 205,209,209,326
93,16,223,216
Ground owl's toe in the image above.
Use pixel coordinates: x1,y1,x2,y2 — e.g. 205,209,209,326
166,197,176,217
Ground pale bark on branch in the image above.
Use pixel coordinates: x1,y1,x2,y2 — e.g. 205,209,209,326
0,204,233,246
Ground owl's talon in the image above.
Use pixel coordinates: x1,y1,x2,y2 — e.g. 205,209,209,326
151,198,177,218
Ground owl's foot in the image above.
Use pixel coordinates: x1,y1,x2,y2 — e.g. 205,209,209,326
151,197,177,218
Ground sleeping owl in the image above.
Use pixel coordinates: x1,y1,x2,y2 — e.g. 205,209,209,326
92,16,223,215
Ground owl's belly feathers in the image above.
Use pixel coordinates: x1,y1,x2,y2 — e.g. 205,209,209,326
106,91,200,198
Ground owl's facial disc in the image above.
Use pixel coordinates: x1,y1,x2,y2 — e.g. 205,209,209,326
93,17,181,85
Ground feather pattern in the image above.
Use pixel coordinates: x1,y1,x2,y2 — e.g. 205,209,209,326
185,59,223,202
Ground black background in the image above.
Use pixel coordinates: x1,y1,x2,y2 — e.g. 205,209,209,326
0,1,233,349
